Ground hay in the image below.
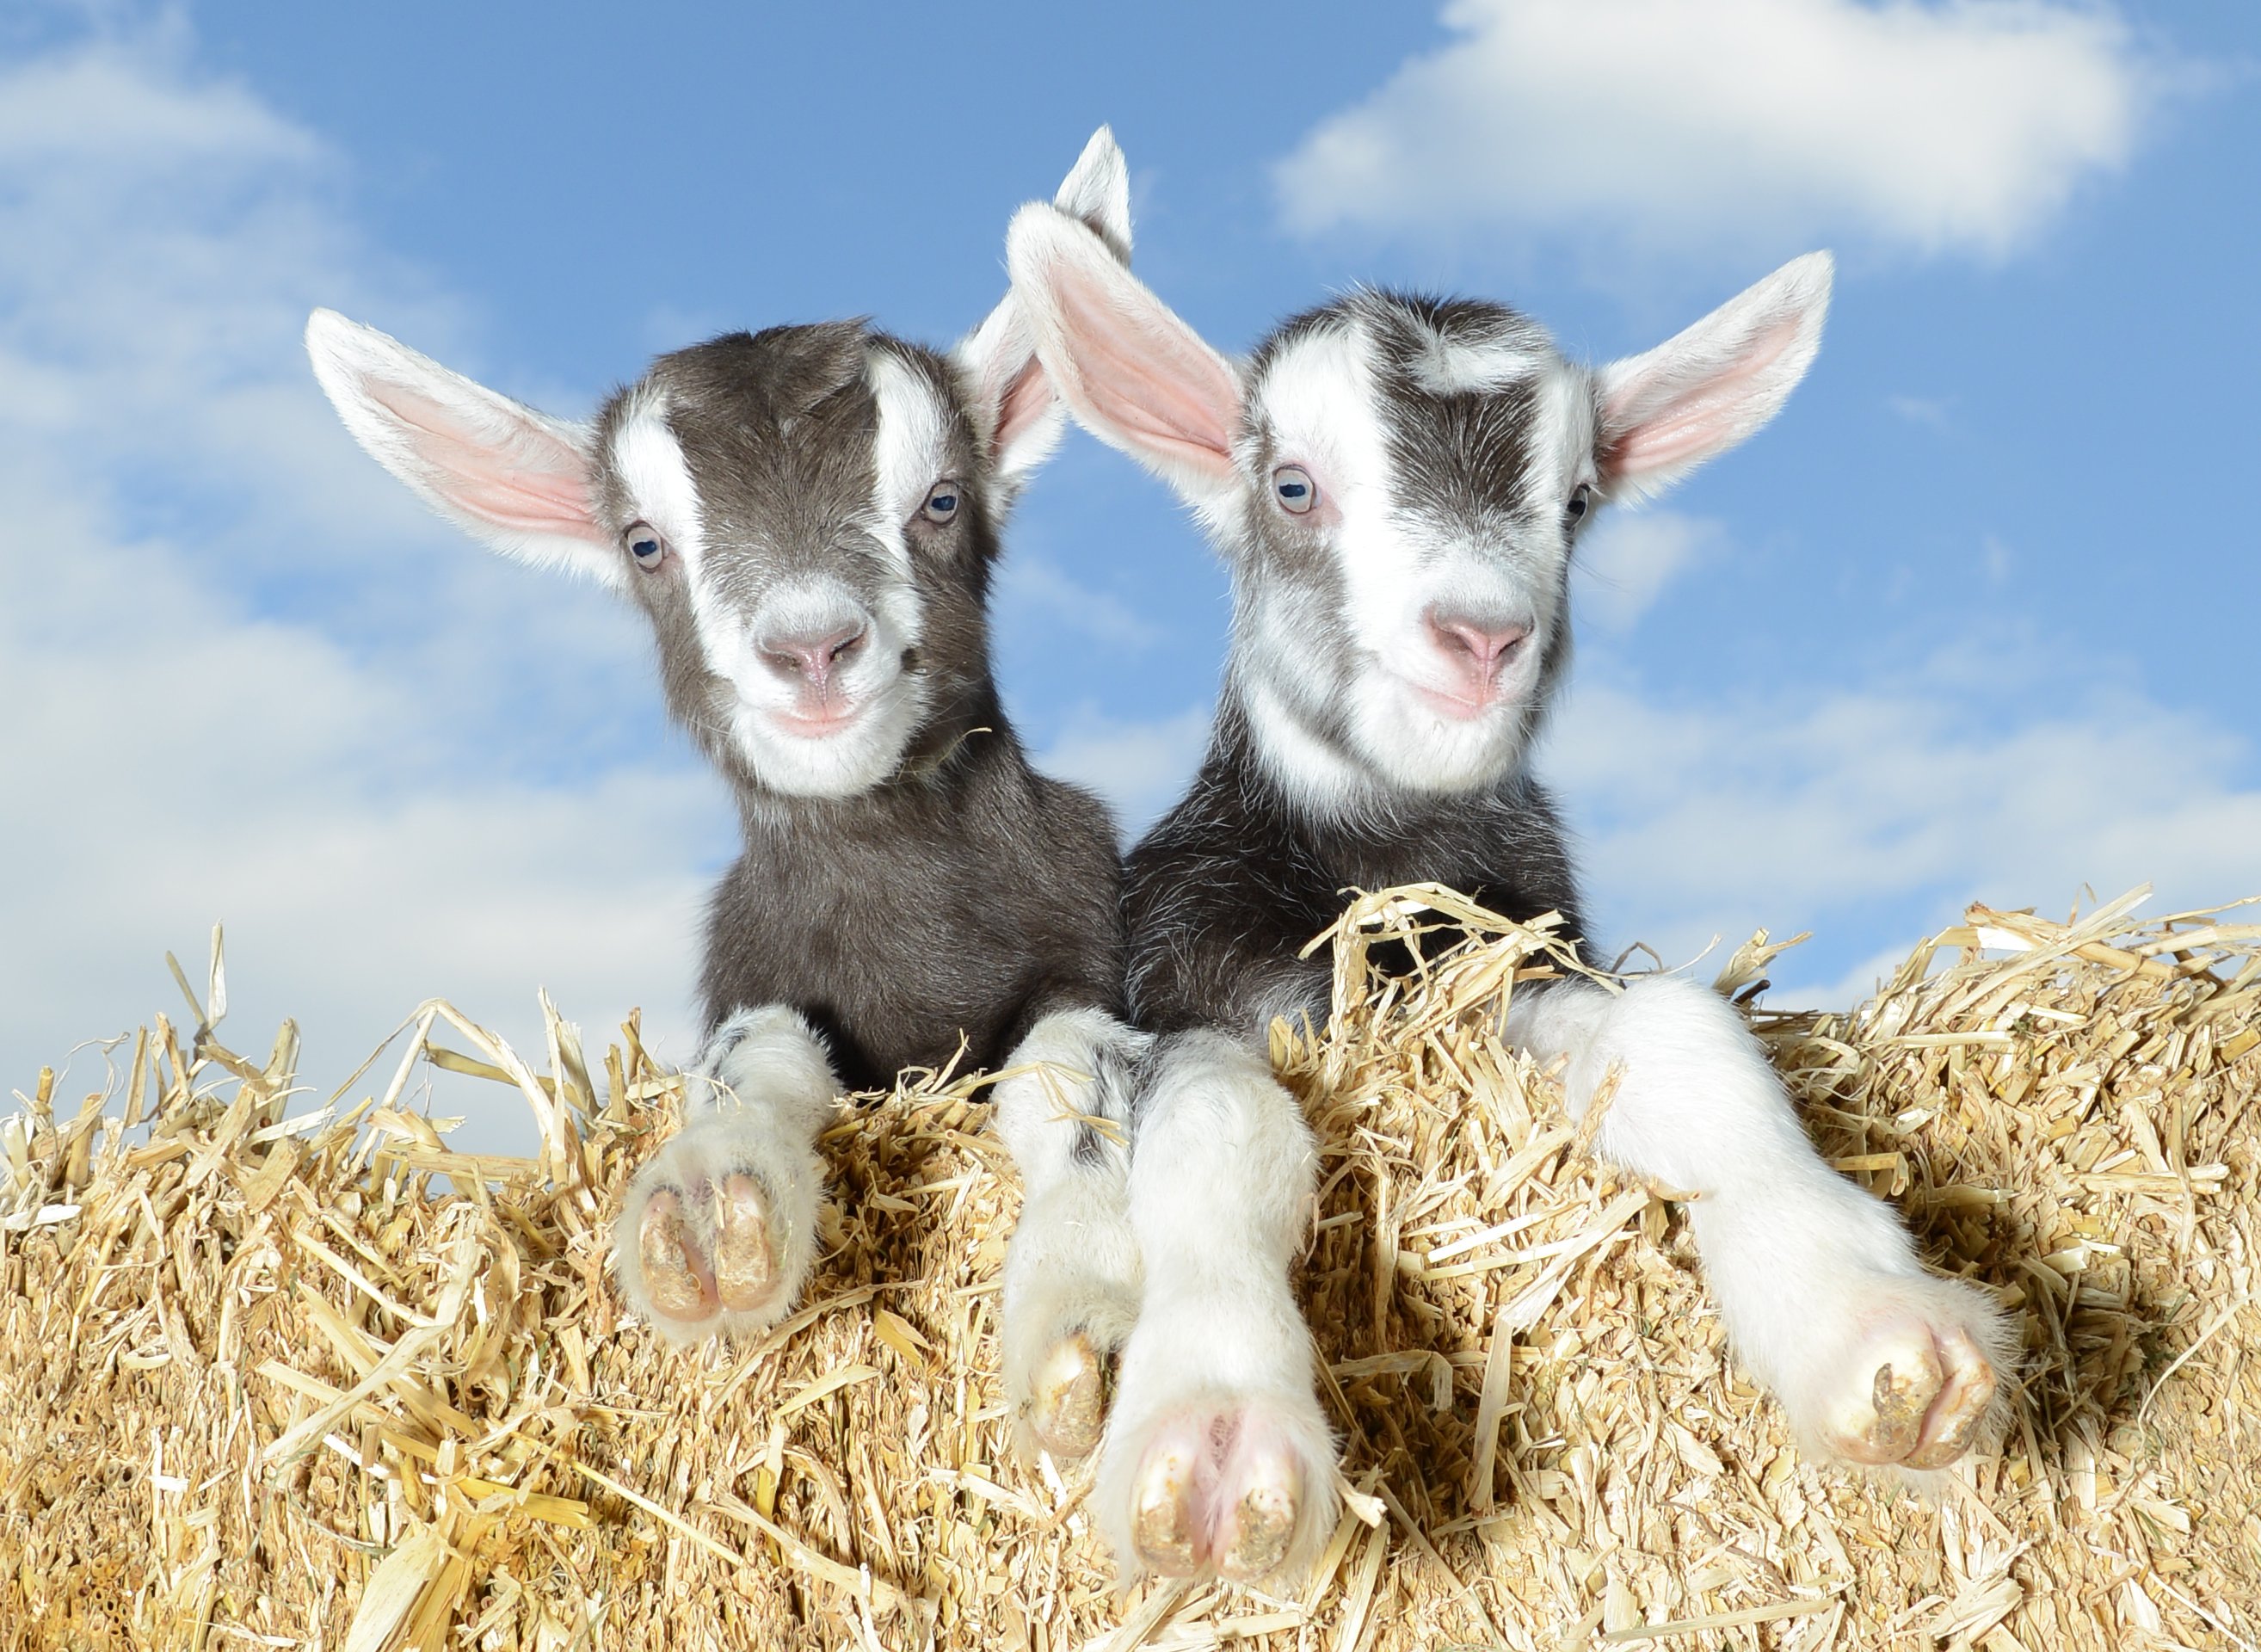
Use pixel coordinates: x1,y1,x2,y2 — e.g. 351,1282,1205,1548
3,885,2257,1651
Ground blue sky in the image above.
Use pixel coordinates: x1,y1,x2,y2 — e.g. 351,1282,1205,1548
4,1,2258,1115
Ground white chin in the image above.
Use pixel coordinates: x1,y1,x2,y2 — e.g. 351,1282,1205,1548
732,694,919,799
1351,680,1521,792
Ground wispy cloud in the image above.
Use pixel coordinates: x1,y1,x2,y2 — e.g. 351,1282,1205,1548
995,555,1167,651
1543,632,2261,995
1572,509,1719,632
0,34,723,1106
1276,0,2154,263
1037,705,1212,837
1887,393,1956,430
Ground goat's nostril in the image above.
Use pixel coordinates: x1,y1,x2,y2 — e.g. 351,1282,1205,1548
1426,611,1530,680
761,621,871,687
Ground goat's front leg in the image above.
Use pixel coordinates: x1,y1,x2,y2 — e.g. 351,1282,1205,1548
609,1006,836,1344
1506,975,2014,1468
1094,1031,1338,1584
991,1008,1149,1458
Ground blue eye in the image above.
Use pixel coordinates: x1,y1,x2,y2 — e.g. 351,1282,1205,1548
922,482,961,524
624,521,668,570
1273,465,1316,515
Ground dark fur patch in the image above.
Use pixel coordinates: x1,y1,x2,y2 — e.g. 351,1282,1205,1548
1128,292,1596,1039
582,322,1123,1090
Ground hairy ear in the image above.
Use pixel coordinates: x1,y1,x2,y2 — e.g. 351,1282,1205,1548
954,126,1136,498
1005,200,1242,509
1596,251,1833,501
305,309,619,586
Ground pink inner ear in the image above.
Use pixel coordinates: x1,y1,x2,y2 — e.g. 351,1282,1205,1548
1051,256,1239,479
1602,312,1802,482
990,356,1056,463
366,379,607,543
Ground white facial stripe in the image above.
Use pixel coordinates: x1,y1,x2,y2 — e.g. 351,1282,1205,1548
1258,322,1412,672
867,345,951,568
1411,333,1542,396
1241,308,1605,807
1531,365,1595,501
610,404,755,697
610,399,704,559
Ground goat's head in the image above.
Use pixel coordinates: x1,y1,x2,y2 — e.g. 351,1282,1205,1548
1007,206,1831,812
305,130,1131,802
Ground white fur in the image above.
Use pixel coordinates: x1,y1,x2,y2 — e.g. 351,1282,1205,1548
609,1005,840,1345
1002,202,1245,515
1095,1032,1338,1582
1409,332,1540,395
866,345,952,566
991,1008,1149,1455
608,403,928,802
608,398,702,558
304,308,620,587
951,126,1135,501
1241,324,1580,804
1598,251,1835,501
1504,975,2011,1456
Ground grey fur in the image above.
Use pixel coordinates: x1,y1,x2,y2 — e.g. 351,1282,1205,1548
580,323,1124,1088
1129,292,1598,1037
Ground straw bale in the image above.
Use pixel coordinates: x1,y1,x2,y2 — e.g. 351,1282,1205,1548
3,885,2257,1651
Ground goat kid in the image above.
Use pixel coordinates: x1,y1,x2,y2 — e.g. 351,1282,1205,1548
1007,206,2015,1584
304,138,1154,1455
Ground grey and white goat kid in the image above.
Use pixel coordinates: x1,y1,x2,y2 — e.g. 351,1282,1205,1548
302,136,1151,1433
1007,208,2015,1582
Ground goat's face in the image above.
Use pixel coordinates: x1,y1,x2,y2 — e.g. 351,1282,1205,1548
304,127,1134,804
595,326,992,798
1228,296,1594,798
1007,204,1832,812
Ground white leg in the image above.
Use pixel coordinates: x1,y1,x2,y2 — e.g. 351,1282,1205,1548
991,1008,1149,1458
1506,975,2015,1468
1096,1031,1338,1584
609,1005,837,1346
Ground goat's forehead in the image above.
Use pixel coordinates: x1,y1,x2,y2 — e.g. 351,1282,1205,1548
601,332,965,527
1251,304,1589,504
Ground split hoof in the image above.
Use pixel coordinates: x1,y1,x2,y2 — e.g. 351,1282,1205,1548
1030,1331,1108,1458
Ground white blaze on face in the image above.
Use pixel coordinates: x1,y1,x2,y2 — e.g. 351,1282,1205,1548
1243,311,1593,802
607,373,931,801
1408,330,1543,398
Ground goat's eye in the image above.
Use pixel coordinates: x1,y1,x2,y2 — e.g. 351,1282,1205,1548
1565,484,1593,526
624,521,668,570
921,481,961,524
1273,465,1317,515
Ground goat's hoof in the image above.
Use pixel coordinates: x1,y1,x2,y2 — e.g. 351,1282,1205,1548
1030,1332,1108,1458
710,1174,779,1315
1826,1315,1997,1468
1214,1435,1302,1583
1121,1410,1312,1581
637,1191,718,1322
1130,1421,1207,1576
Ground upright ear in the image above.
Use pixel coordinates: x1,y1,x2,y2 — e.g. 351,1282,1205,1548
1595,251,1833,501
305,309,621,587
1005,201,1243,511
953,126,1136,497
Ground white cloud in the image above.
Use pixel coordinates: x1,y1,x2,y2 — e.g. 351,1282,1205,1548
1037,706,1213,837
1572,509,1719,632
1887,393,1955,430
1541,638,2261,998
0,34,722,1136
995,555,1167,651
1277,0,2150,261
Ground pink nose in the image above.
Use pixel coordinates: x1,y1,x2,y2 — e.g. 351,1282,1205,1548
1426,609,1528,689
760,621,867,693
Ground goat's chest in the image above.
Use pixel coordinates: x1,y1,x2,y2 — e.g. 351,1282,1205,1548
700,816,1084,1086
